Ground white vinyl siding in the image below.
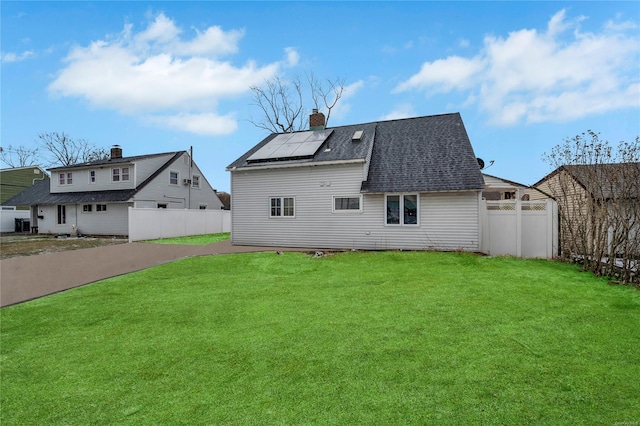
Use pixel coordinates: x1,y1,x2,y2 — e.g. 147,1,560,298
231,164,481,251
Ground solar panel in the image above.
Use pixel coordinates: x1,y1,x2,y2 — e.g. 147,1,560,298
247,129,333,162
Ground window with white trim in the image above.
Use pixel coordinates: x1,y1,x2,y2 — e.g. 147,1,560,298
192,175,200,189
270,197,295,217
82,204,92,213
59,172,73,185
89,170,96,184
333,195,362,213
96,204,107,213
169,171,179,185
385,194,418,225
112,167,130,182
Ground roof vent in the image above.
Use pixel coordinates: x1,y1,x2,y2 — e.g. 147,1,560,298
352,130,363,141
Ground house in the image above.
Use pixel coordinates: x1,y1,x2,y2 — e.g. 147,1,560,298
0,166,49,209
482,174,530,201
226,112,486,251
2,146,223,236
531,163,640,257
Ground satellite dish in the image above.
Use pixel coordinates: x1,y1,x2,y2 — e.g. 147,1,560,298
477,158,485,170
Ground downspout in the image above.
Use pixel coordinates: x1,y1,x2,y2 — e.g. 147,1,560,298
188,146,193,209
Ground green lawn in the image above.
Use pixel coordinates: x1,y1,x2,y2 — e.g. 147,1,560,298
145,232,230,245
1,251,639,424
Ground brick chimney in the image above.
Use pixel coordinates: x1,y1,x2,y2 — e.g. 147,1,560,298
309,108,326,130
110,145,122,159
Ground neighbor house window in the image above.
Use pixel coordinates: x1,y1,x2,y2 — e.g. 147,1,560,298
270,197,295,217
82,204,92,213
57,205,66,224
112,167,130,182
59,172,72,185
333,196,362,213
89,170,96,184
169,171,179,185
192,175,200,189
385,194,418,225
96,204,107,213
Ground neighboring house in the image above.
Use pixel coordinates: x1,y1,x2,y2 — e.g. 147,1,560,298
482,174,530,201
531,163,640,256
227,112,486,251
0,166,49,209
2,146,223,236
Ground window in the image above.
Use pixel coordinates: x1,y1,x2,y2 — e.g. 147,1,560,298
169,171,179,185
192,175,200,189
82,204,92,213
96,204,107,213
57,205,66,224
112,167,130,182
333,196,362,212
89,170,96,184
59,172,72,185
270,197,295,217
385,194,418,225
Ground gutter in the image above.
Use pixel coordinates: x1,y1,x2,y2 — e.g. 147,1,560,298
227,158,366,172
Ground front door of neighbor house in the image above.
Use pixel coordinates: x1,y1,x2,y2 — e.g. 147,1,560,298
31,206,38,233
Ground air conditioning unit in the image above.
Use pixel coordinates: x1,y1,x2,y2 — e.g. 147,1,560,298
183,178,191,185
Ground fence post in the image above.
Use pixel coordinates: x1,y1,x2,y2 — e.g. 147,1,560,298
516,196,522,257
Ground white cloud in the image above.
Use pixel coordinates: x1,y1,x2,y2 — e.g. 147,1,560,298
394,9,640,126
1,50,34,63
379,104,416,121
327,80,364,122
145,112,238,136
48,13,286,136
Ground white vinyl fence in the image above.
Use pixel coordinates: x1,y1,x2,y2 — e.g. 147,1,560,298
0,209,31,233
128,207,231,242
481,199,558,258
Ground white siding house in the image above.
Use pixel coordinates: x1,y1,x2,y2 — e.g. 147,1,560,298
227,112,486,251
5,147,223,236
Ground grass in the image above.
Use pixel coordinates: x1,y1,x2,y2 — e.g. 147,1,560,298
144,232,230,245
1,251,639,424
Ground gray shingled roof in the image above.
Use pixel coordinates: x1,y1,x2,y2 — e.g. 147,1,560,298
228,113,485,193
47,151,182,171
2,179,136,206
536,163,640,200
2,151,185,206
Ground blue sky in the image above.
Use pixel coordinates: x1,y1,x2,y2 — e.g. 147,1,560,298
2,1,639,192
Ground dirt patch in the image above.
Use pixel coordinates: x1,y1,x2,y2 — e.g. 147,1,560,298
0,234,128,259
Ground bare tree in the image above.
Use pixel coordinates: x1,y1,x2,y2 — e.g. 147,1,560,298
543,131,640,285
0,145,40,168
249,73,346,134
38,132,109,167
308,73,345,129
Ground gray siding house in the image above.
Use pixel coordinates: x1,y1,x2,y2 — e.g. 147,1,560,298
3,146,223,236
227,112,486,251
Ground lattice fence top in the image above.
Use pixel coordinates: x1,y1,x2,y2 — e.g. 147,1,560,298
486,201,547,211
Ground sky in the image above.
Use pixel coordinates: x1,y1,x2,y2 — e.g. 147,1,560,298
1,1,639,193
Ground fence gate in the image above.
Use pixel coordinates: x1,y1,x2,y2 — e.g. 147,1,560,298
481,199,558,258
